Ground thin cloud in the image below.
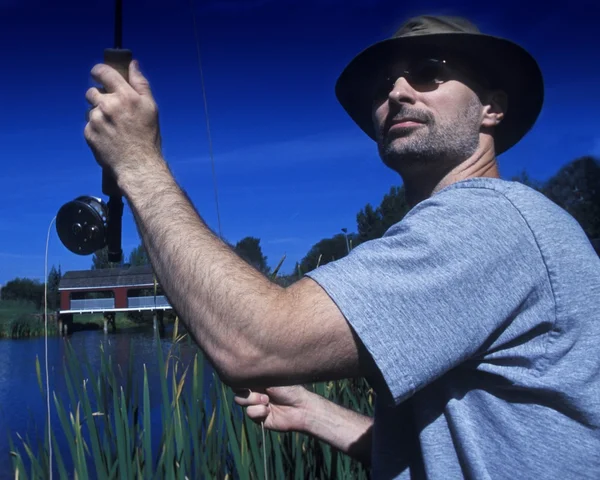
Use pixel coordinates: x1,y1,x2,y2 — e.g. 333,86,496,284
0,252,44,260
171,129,374,173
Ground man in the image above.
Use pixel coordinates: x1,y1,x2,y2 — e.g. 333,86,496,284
84,13,600,479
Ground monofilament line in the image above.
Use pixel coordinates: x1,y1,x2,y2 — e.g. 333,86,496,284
262,421,268,480
44,216,56,479
189,0,223,240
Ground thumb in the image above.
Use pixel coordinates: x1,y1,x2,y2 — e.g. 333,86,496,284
129,60,153,97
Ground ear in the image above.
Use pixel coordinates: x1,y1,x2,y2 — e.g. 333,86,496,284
481,90,508,128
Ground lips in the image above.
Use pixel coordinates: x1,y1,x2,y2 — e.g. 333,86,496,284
392,117,424,125
387,118,425,132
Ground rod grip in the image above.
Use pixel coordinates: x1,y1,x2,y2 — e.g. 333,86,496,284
101,48,133,198
102,48,132,263
104,48,132,83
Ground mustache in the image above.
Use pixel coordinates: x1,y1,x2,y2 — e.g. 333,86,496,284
382,108,433,134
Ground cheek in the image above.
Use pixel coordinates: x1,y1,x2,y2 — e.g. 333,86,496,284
436,87,481,121
372,102,387,131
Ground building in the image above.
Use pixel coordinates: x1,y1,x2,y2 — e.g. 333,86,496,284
58,264,171,314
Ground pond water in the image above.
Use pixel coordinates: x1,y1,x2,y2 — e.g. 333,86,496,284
0,325,213,479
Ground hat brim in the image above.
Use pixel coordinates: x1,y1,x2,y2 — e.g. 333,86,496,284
335,33,544,155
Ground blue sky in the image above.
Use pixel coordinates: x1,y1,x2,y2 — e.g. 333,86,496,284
0,0,598,285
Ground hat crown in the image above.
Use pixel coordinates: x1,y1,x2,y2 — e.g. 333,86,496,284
394,15,481,38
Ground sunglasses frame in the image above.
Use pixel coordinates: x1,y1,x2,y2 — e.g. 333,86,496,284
373,54,491,101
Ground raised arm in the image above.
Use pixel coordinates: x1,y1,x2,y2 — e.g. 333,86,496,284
83,61,379,389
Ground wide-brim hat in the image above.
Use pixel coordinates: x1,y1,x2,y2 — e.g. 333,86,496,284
335,15,544,155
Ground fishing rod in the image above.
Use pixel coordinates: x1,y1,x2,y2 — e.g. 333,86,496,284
55,0,131,263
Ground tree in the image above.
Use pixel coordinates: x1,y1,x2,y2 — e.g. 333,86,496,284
542,156,600,241
0,277,44,309
509,169,544,192
91,246,123,270
233,236,270,274
129,243,150,266
356,185,410,246
46,265,62,310
298,233,356,274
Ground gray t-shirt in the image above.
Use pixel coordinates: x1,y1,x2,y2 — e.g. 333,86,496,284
306,177,600,479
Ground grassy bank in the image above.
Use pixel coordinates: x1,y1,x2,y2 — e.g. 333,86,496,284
9,319,374,478
0,299,165,338
0,300,57,338
71,311,152,330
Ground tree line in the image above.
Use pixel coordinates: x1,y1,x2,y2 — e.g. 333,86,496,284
2,155,598,307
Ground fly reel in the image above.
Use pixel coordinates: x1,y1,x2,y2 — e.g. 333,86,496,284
56,195,109,256
56,0,129,263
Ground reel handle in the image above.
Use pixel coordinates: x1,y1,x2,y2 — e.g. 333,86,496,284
102,48,132,263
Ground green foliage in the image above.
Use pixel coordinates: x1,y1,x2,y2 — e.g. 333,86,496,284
46,265,62,311
509,169,544,192
233,236,270,274
541,156,600,241
128,244,150,267
10,322,373,478
91,246,123,270
0,300,57,338
0,277,44,309
356,185,410,246
298,233,354,274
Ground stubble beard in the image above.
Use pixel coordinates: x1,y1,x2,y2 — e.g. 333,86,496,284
378,97,483,178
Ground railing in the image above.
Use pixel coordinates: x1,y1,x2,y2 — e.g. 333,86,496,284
70,298,115,310
67,296,171,311
127,296,171,308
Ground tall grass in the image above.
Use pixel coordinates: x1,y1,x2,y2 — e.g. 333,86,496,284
0,300,57,339
9,319,374,478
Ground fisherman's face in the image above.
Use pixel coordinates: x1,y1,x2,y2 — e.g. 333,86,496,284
371,54,486,175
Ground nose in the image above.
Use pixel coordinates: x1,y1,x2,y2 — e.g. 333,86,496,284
388,75,417,106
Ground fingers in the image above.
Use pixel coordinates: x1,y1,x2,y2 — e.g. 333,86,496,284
234,389,269,407
246,404,270,422
91,63,131,94
85,87,103,107
129,60,154,98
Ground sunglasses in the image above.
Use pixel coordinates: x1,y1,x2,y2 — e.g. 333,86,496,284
373,56,489,100
373,58,452,98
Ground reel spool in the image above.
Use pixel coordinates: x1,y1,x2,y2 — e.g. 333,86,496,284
56,196,108,256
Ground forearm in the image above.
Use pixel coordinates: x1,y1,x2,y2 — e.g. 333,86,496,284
119,157,284,380
301,392,373,466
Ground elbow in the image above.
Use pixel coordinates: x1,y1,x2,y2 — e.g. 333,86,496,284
211,343,270,389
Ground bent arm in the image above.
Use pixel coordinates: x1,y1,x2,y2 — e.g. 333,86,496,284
119,158,377,387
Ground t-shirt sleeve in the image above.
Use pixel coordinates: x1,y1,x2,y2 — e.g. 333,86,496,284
305,186,544,406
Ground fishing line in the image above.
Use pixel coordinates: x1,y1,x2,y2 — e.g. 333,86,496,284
189,0,223,240
44,216,56,480
188,2,268,478
262,421,268,480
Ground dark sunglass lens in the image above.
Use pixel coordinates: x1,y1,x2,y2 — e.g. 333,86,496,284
373,74,393,98
410,59,444,84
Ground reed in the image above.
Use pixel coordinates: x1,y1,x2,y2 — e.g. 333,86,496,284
0,300,58,339
11,251,374,478
10,319,373,478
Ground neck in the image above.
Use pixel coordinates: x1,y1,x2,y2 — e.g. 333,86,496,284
401,143,500,208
